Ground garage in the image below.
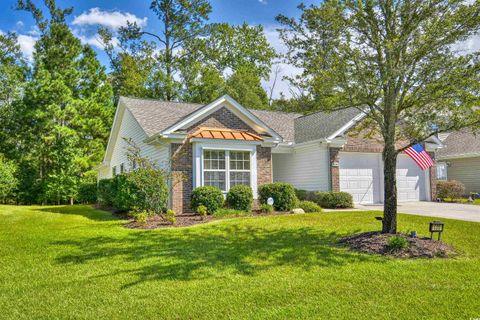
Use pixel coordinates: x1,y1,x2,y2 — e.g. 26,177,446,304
339,152,429,204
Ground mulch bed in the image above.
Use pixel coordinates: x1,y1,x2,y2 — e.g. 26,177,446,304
340,231,456,258
124,213,216,229
124,210,294,229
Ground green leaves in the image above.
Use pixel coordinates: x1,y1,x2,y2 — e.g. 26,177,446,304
9,0,114,204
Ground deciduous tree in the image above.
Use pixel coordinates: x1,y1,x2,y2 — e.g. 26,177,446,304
278,0,480,233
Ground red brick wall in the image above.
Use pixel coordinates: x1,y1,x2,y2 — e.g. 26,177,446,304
257,146,272,186
343,129,410,153
429,152,437,201
170,107,272,213
171,142,193,214
329,148,341,192
186,107,258,134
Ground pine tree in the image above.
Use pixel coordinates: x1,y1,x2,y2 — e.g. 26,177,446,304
16,0,113,204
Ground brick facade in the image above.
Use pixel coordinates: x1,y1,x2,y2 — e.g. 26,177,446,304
185,107,257,134
171,142,193,214
329,148,341,192
257,146,272,186
428,152,437,201
170,107,272,213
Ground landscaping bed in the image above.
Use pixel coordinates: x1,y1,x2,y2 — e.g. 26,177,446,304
124,210,304,229
340,231,456,258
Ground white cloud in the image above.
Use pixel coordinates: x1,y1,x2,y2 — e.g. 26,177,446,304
72,8,147,30
17,34,37,60
15,21,24,30
259,0,268,4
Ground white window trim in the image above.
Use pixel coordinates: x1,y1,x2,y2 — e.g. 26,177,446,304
193,142,258,198
436,162,448,181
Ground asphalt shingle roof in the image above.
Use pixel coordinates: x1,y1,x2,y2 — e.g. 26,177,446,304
121,97,203,137
120,96,359,143
437,130,480,158
294,108,363,143
249,109,302,142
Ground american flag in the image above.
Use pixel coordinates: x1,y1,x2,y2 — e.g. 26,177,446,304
404,143,434,170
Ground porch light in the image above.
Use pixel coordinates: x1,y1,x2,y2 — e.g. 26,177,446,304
429,221,444,240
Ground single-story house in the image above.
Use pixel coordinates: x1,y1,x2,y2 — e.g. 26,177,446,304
436,130,480,194
97,95,441,212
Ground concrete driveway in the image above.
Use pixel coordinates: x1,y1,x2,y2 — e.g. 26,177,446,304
358,201,480,222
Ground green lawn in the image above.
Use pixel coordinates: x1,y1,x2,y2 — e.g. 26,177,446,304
1,205,479,319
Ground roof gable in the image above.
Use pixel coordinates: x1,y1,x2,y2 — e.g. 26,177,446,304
162,95,283,141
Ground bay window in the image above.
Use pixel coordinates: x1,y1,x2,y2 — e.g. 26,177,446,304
203,149,251,192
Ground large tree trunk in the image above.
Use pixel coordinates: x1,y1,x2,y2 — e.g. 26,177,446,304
382,135,398,234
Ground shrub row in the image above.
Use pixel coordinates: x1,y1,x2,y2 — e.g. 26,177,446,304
296,189,353,209
191,183,349,214
191,182,298,214
191,184,255,214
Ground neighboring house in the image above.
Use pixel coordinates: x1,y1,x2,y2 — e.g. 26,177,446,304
436,130,480,194
97,95,441,212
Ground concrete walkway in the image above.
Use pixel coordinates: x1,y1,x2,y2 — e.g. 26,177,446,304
358,201,480,222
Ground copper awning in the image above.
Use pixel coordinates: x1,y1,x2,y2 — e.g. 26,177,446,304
190,127,264,141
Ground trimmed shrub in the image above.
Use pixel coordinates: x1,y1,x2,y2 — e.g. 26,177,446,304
226,185,253,211
259,203,273,214
387,236,409,252
97,168,169,214
437,180,465,200
191,186,224,214
314,192,353,209
127,167,169,214
258,183,297,211
298,200,323,213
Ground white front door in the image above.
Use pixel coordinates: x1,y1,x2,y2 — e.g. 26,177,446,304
339,152,383,204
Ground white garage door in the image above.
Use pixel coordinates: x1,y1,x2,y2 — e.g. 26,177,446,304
339,153,383,204
339,152,429,204
396,155,427,201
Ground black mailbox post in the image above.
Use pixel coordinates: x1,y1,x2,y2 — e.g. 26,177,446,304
429,221,444,240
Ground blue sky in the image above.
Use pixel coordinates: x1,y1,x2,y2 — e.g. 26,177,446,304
1,0,318,98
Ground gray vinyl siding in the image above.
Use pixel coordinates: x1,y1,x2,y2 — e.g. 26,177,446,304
272,144,330,192
447,157,480,194
99,109,169,180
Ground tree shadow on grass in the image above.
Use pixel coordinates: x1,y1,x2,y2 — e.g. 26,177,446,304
36,205,124,222
52,223,383,288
